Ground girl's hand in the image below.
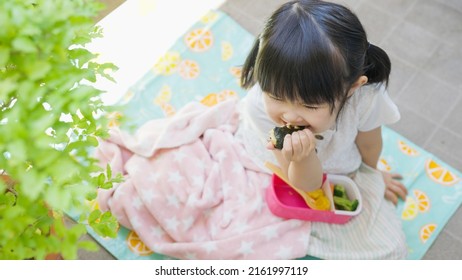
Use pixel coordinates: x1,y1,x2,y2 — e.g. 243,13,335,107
267,129,317,163
381,171,407,205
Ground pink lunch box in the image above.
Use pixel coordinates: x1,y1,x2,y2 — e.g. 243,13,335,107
265,173,362,224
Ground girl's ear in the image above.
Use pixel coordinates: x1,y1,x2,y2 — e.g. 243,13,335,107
348,75,368,96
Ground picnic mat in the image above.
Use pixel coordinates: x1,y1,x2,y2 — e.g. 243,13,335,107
86,10,462,260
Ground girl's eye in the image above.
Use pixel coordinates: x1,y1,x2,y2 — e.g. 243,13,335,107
302,104,319,110
268,95,283,101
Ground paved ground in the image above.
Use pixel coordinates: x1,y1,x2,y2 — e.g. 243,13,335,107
83,0,462,259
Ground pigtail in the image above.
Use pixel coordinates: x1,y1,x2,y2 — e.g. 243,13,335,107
240,37,260,89
364,43,391,86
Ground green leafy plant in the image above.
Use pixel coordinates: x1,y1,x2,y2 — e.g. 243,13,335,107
0,0,122,259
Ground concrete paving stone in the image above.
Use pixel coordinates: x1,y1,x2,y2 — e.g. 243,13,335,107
368,0,418,18
423,43,462,89
387,105,439,148
424,126,462,171
443,93,462,134
395,72,456,126
423,230,462,259
354,2,402,45
387,54,419,100
405,0,462,47
382,20,440,69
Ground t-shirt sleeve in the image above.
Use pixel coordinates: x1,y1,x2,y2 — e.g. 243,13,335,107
358,84,401,132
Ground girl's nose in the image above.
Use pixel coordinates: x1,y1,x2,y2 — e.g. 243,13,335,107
282,112,303,125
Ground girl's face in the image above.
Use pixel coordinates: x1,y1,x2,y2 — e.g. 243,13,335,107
262,92,339,134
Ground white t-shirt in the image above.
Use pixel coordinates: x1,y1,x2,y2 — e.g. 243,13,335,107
235,83,400,174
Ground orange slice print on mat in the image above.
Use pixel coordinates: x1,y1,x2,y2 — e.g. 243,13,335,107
200,11,219,24
153,85,172,105
126,231,153,256
425,159,459,186
200,93,219,106
221,41,233,61
378,158,392,172
107,111,123,128
401,196,418,220
398,140,419,156
419,223,437,243
160,103,176,117
229,66,242,78
122,91,134,104
178,59,200,79
414,189,430,213
153,52,181,75
217,89,238,102
184,28,214,52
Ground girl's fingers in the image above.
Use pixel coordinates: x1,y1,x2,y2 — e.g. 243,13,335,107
303,129,316,148
292,131,304,154
390,173,404,180
390,180,408,200
281,134,293,160
385,189,398,205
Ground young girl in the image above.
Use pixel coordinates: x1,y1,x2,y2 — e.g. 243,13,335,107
96,0,409,260
236,0,408,259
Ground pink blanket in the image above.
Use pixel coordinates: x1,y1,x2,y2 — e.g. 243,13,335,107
96,100,311,259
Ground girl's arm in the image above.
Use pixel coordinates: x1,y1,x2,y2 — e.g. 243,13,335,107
269,130,323,192
355,126,407,204
355,127,382,168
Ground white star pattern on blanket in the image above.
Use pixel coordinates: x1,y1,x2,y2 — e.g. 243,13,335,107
215,150,227,162
222,181,232,196
140,188,156,204
130,215,142,229
234,221,250,234
148,173,161,183
275,246,293,259
182,216,194,230
184,252,197,260
131,196,143,210
167,171,184,184
262,226,279,241
165,216,180,232
232,161,243,174
191,175,203,188
202,242,218,254
238,241,254,256
173,150,187,163
166,194,180,209
150,225,165,239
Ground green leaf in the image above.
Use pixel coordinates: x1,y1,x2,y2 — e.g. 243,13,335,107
20,170,45,200
89,211,118,238
101,182,113,189
88,209,101,224
12,37,37,53
0,192,16,207
0,46,9,66
0,78,18,98
86,136,99,147
106,164,112,180
69,48,96,67
45,185,71,210
7,141,27,163
97,173,105,186
24,60,51,81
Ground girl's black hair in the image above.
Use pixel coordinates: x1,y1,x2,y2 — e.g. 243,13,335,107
241,0,391,112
